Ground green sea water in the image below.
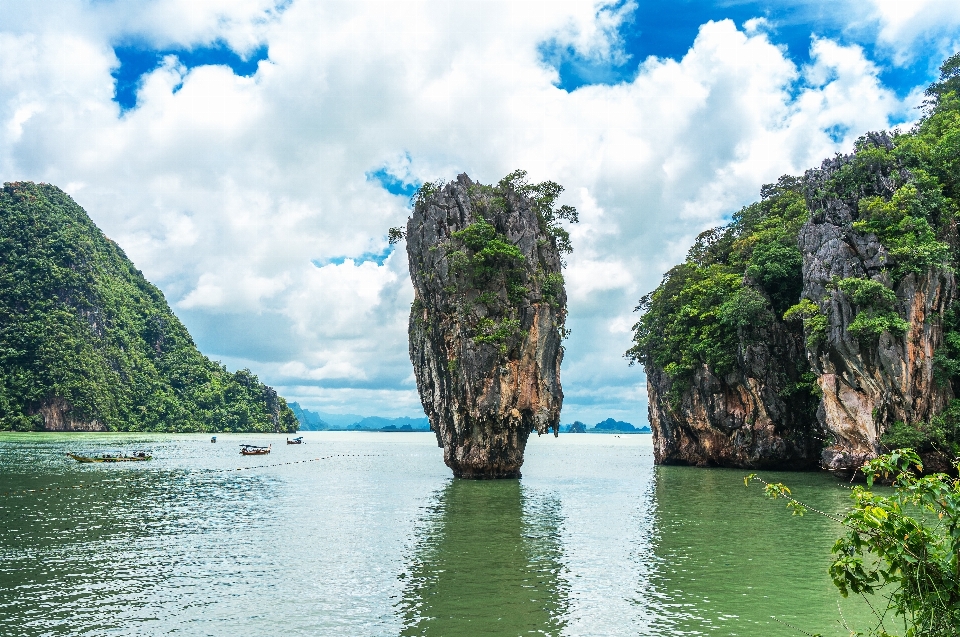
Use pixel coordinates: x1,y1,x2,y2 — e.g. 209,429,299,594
0,432,882,636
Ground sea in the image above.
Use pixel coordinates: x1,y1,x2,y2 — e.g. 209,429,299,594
0,431,882,636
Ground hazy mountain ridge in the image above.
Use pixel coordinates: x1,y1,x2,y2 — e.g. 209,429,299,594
561,419,651,433
289,403,430,431
290,403,640,434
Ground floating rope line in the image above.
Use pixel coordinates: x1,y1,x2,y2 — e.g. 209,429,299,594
0,453,381,498
204,453,380,474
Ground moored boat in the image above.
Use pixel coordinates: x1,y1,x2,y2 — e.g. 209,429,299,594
286,437,304,445
67,452,152,463
240,444,271,456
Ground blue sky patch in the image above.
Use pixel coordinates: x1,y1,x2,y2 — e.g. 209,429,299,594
366,167,420,198
312,246,394,268
824,123,849,144
112,41,269,112
543,0,945,99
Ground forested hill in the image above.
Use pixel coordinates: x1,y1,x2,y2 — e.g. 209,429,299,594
0,182,298,433
628,53,960,472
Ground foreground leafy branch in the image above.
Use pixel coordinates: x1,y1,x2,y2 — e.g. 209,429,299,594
747,449,960,637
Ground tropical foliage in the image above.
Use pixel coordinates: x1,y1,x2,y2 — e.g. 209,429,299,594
836,277,911,340
881,404,960,459
0,182,298,433
628,53,960,446
625,174,814,405
749,449,960,637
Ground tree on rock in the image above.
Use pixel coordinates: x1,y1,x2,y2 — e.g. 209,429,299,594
400,171,576,478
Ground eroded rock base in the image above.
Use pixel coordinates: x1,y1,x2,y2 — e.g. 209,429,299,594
441,425,530,479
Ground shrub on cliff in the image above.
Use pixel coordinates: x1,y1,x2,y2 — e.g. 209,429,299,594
400,170,576,358
0,182,298,433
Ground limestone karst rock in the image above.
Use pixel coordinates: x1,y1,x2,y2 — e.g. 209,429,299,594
404,172,572,478
799,134,957,474
633,129,960,473
645,318,822,469
633,57,960,472
629,176,823,469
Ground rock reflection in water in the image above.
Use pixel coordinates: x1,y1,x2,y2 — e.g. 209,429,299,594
399,479,569,636
642,465,879,637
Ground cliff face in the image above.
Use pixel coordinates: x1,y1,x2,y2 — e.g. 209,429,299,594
406,174,568,478
629,175,822,469
647,311,821,469
800,139,957,473
634,60,960,471
38,398,106,432
0,182,298,433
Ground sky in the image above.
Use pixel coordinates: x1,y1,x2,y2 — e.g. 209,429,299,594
2,0,960,425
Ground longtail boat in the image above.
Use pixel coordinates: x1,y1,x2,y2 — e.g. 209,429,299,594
286,437,304,445
67,452,152,463
240,444,271,456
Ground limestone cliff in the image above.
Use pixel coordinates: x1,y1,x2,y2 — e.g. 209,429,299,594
647,315,821,468
405,173,571,478
632,58,960,472
799,134,957,473
629,176,822,469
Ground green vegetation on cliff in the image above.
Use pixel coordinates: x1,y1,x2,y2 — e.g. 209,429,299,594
0,182,298,433
628,54,960,451
625,174,812,402
408,170,577,357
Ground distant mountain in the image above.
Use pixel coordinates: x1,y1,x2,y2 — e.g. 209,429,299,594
593,418,637,432
353,416,430,431
288,403,330,430
314,411,365,429
293,406,650,434
560,418,651,433
379,424,409,431
288,405,430,431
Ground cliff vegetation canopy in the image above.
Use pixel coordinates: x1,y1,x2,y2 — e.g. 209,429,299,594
0,182,298,433
628,53,960,456
626,173,815,404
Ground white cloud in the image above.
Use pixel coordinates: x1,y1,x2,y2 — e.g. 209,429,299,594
742,17,771,36
866,0,960,64
548,0,637,65
0,1,942,422
566,258,632,300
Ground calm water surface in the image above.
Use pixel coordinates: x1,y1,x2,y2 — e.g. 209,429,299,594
0,432,878,636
